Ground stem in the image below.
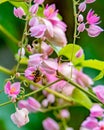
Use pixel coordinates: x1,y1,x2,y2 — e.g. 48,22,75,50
59,72,103,104
15,0,31,73
19,76,74,103
0,100,12,107
41,104,70,113
70,0,78,79
0,25,19,44
0,66,12,75
70,0,77,62
24,79,61,98
0,66,74,107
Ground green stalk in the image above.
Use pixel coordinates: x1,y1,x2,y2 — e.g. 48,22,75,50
59,72,103,104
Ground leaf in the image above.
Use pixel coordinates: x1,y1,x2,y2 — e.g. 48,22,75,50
0,0,8,4
93,71,104,81
58,44,85,66
82,59,104,71
9,1,28,14
72,88,93,109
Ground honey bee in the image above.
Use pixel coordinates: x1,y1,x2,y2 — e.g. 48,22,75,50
33,69,43,83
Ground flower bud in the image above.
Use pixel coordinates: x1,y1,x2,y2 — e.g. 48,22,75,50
18,47,25,57
34,0,44,4
93,85,104,103
14,7,25,18
77,23,85,32
18,100,28,109
75,49,83,58
29,4,38,14
29,17,39,27
60,109,70,118
78,2,86,12
82,117,98,129
27,97,41,112
11,108,29,128
90,104,104,117
47,94,55,103
85,0,96,4
78,14,84,23
43,117,59,130
42,99,48,107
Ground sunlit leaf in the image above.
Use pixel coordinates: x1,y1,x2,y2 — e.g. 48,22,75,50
82,59,104,71
72,88,93,109
0,0,8,4
58,44,85,66
93,71,104,81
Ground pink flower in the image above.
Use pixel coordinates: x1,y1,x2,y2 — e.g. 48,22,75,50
29,17,39,27
77,23,85,32
34,0,44,4
11,108,29,128
47,26,67,47
75,49,84,58
78,2,86,12
41,42,53,56
18,97,41,112
93,85,104,103
49,17,67,32
4,81,20,98
25,67,35,80
47,94,55,103
41,58,58,74
30,24,46,38
85,0,96,4
78,14,84,23
60,109,70,118
29,4,38,14
27,97,41,112
44,4,58,19
87,24,103,37
82,117,98,129
28,53,44,67
14,7,25,18
42,99,49,107
74,70,93,87
98,120,104,129
86,10,100,24
41,18,54,37
58,62,75,78
90,104,104,118
43,117,59,130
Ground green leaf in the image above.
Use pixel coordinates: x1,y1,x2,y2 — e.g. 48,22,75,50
0,0,8,4
58,44,84,66
72,88,93,109
93,70,104,81
9,1,28,13
82,59,104,71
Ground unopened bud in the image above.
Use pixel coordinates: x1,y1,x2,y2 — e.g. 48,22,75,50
77,23,85,32
78,2,86,12
78,14,84,23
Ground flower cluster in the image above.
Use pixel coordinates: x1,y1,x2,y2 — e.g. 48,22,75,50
1,0,104,129
81,104,104,130
77,0,103,37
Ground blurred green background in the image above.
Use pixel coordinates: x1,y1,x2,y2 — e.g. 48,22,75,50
0,0,104,130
